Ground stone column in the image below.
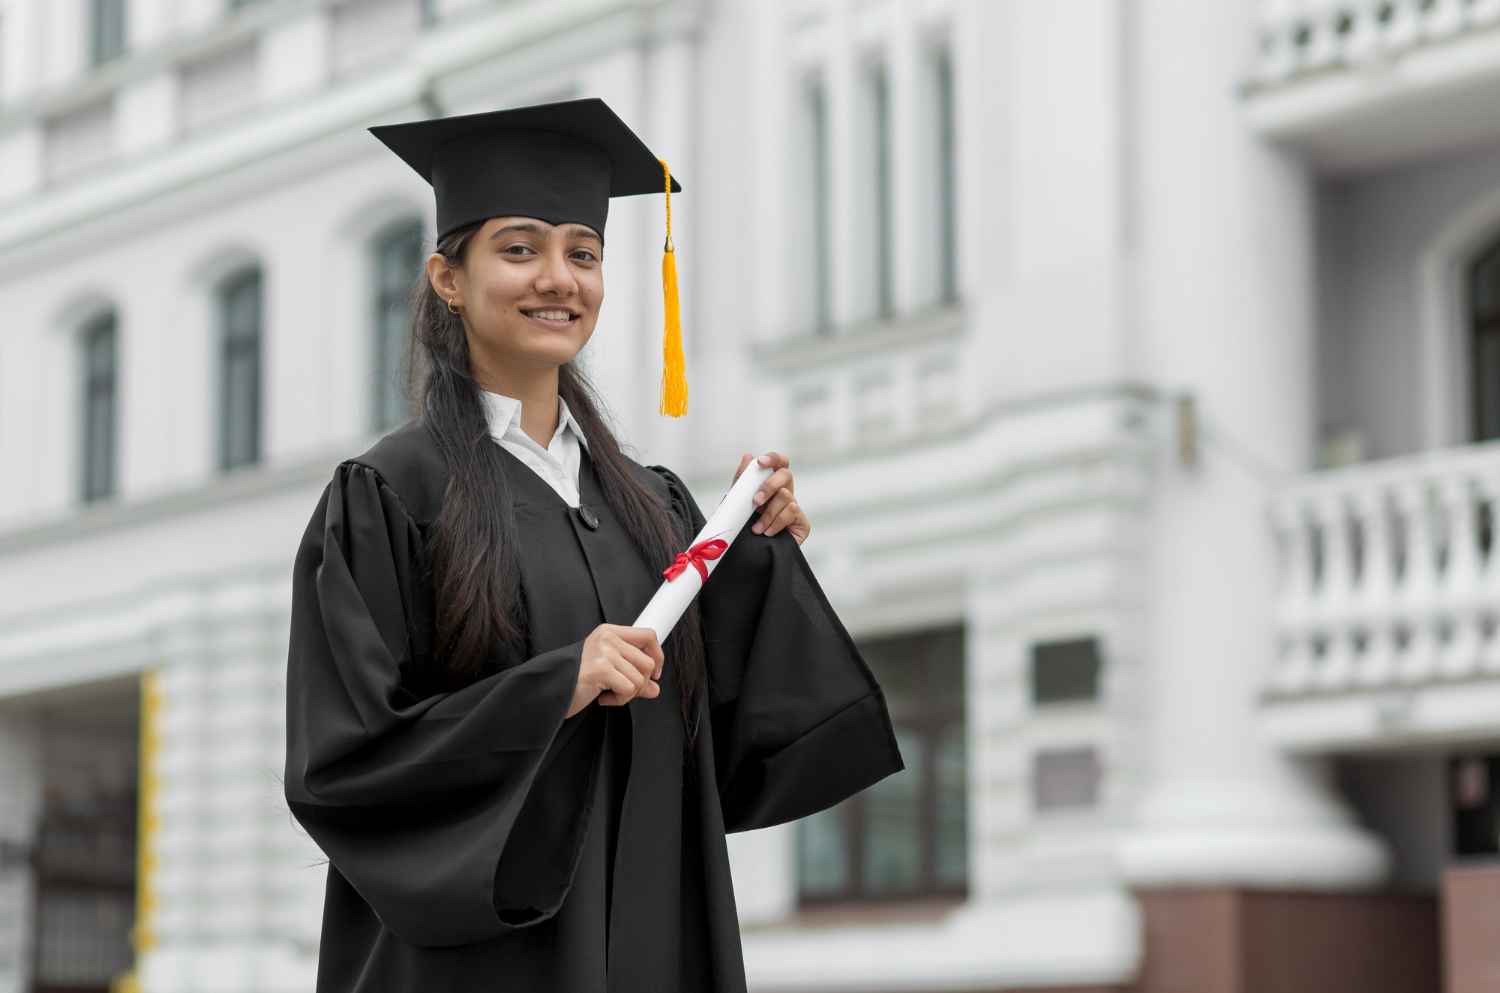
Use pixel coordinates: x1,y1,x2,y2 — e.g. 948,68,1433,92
1121,0,1387,889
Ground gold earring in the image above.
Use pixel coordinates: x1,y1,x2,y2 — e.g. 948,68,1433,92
447,298,459,315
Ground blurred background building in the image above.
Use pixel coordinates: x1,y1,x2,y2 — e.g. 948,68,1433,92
3,0,1500,991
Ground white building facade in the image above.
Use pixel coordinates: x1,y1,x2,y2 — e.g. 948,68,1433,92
0,0,1495,991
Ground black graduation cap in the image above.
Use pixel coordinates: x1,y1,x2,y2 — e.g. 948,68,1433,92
367,96,689,416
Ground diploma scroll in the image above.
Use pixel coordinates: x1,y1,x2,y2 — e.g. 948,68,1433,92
633,462,775,644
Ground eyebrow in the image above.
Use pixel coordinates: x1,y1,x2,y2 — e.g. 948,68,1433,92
490,222,602,244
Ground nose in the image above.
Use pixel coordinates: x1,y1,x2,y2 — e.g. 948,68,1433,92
533,241,579,298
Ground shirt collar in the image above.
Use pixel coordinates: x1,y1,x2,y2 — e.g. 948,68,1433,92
478,388,591,452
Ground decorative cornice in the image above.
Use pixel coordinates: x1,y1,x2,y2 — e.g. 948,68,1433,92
0,0,696,261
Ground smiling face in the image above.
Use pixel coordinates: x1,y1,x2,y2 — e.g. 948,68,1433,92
427,215,604,385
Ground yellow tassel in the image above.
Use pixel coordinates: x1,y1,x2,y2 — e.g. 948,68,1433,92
659,157,688,417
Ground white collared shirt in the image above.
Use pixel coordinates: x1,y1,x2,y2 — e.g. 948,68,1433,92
478,388,591,508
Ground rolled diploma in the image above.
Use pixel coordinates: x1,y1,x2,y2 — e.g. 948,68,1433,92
633,462,775,645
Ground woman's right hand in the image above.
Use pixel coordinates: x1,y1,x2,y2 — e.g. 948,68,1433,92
565,623,665,719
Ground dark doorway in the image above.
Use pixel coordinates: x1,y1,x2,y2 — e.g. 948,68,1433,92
1467,240,1500,443
30,795,136,993
17,678,140,993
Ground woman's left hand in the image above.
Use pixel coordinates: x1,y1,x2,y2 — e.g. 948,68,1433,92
732,451,811,547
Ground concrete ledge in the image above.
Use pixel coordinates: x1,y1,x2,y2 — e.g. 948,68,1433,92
740,889,1140,992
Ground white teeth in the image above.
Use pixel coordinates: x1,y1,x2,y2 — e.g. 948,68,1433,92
526,310,574,321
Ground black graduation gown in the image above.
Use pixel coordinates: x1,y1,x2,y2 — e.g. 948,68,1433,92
282,417,904,992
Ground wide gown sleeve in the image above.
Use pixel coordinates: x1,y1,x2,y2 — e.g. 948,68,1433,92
283,461,605,948
646,464,905,834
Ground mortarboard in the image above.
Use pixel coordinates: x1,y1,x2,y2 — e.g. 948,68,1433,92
367,96,688,417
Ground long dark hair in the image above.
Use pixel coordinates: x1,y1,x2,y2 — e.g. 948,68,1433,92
402,219,705,749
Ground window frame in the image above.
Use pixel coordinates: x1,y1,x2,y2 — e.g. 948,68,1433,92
217,267,263,471
79,311,118,504
933,41,959,306
802,71,833,337
88,0,128,68
795,624,968,906
868,56,894,320
370,219,424,433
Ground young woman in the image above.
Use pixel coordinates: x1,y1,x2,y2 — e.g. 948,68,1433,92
282,97,904,993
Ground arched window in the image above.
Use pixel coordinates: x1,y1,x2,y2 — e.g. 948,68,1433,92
371,220,424,432
218,267,262,470
79,310,117,503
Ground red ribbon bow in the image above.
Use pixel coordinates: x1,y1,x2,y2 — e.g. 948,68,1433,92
662,537,729,584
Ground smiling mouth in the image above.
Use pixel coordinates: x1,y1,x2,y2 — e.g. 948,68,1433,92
520,308,580,328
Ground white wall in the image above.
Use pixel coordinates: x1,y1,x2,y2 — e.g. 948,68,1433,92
1318,135,1500,459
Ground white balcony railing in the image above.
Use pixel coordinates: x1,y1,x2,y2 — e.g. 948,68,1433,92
1249,0,1500,90
1266,439,1500,698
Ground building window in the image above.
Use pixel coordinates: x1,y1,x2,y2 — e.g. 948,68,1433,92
218,267,262,470
1030,636,1103,705
932,42,958,306
1468,240,1500,443
80,312,118,503
797,73,832,337
372,220,423,431
858,58,894,321
1033,747,1102,812
89,0,128,67
796,624,967,903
